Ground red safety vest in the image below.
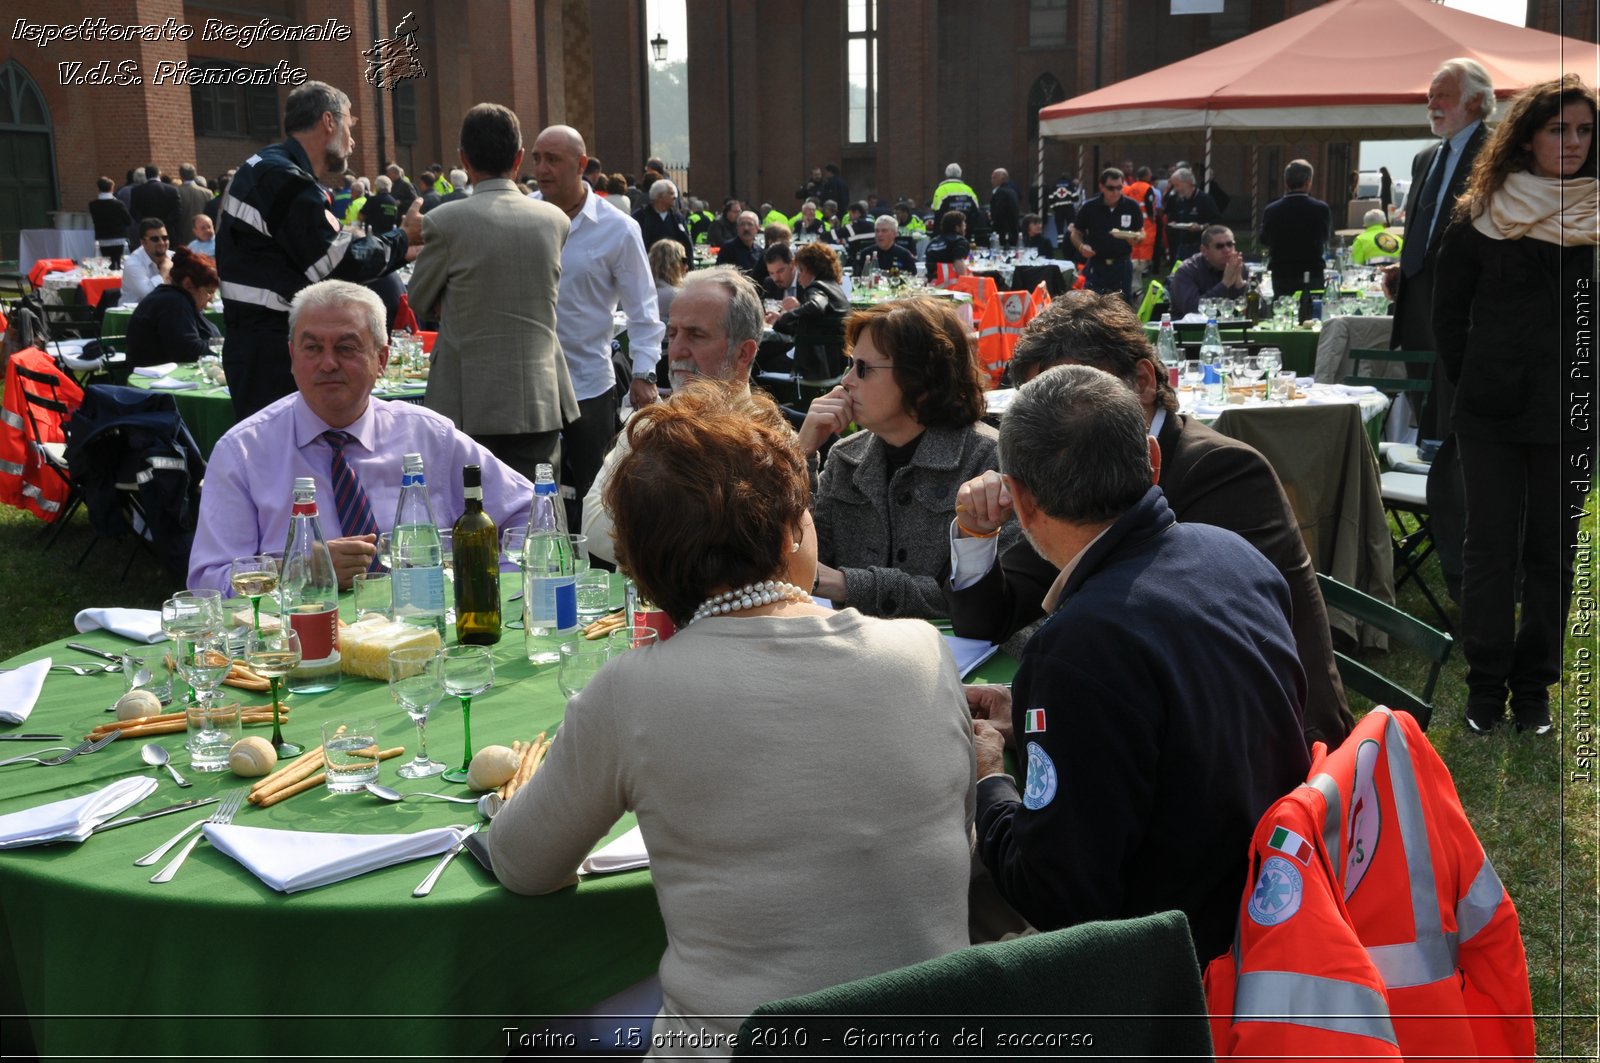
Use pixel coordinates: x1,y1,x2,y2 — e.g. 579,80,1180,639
1206,707,1535,1062
0,347,83,521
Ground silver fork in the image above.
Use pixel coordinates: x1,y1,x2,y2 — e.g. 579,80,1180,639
149,788,246,883
0,730,120,768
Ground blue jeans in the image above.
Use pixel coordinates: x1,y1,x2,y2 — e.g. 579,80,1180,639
1085,257,1133,303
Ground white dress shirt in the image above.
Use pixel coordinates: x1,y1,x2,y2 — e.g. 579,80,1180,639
555,188,664,400
120,246,164,303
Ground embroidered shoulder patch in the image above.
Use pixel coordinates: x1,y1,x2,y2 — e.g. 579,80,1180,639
1248,855,1304,926
1022,741,1058,810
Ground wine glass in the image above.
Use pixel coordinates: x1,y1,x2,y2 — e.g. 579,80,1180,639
439,528,456,626
557,639,609,699
1239,355,1265,398
374,531,392,571
178,631,232,712
246,627,303,757
162,591,223,704
389,647,446,779
1257,348,1283,380
1180,359,1203,395
440,645,494,784
229,555,279,633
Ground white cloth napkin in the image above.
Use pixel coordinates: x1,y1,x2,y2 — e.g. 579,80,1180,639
1305,392,1360,405
148,377,198,391
203,822,468,893
0,658,49,724
1334,383,1378,395
1192,402,1231,417
75,608,167,643
0,777,157,848
132,363,178,378
580,825,650,875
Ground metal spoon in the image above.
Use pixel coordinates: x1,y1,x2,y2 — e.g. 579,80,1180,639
140,743,191,788
366,782,501,819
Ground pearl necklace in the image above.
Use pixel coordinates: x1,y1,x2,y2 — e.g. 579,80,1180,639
687,579,813,625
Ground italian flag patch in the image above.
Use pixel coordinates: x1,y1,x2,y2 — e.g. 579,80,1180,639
1268,825,1313,865
1024,708,1047,733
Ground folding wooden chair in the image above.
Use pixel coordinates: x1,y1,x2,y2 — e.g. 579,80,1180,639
1317,573,1453,730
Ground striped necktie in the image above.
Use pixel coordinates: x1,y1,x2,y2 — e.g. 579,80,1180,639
322,431,380,552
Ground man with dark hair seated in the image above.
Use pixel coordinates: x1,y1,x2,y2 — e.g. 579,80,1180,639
1168,224,1249,317
923,210,971,281
968,362,1310,962
946,291,1353,749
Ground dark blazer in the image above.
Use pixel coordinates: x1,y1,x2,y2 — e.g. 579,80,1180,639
1433,217,1592,446
1260,191,1331,297
634,206,694,261
130,180,181,236
946,410,1353,748
1390,121,1488,349
716,237,763,279
87,197,133,243
125,283,220,367
975,487,1310,962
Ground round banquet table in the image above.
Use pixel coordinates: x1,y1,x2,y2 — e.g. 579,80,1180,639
0,593,1019,1058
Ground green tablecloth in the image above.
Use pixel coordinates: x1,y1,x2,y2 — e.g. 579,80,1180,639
1144,323,1321,376
0,599,1017,1057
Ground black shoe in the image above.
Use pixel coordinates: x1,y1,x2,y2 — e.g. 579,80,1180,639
1465,696,1504,735
1512,699,1553,736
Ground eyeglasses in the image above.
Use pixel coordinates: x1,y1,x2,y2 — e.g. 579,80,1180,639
146,235,169,242
1102,183,1123,192
845,357,895,379
1208,241,1236,249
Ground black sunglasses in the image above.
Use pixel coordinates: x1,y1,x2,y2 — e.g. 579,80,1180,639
845,357,894,379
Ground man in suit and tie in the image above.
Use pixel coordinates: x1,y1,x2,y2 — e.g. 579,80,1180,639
1259,159,1331,300
408,102,578,480
1382,57,1495,602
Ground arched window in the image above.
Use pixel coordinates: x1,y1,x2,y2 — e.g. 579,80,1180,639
0,62,58,258
0,61,51,132
1027,73,1066,143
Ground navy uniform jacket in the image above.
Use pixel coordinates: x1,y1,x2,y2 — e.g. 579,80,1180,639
1259,191,1331,297
975,487,1310,961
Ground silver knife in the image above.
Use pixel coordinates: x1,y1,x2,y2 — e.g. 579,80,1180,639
92,795,218,833
0,734,65,741
67,642,126,664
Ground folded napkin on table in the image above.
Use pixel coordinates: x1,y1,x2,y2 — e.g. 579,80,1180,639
0,777,157,848
132,363,178,378
204,822,469,893
74,607,166,643
0,659,50,724
1305,392,1360,405
580,825,649,875
148,377,199,391
1334,383,1378,395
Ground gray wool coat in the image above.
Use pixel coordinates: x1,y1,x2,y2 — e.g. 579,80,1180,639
814,420,1017,619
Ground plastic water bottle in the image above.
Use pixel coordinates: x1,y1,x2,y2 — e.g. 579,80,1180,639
390,453,446,639
524,463,577,664
281,478,341,694
1158,313,1184,389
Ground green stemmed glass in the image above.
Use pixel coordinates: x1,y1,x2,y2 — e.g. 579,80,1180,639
440,645,493,784
229,555,279,633
246,627,302,757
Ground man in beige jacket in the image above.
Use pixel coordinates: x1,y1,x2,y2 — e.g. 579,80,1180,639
409,102,577,478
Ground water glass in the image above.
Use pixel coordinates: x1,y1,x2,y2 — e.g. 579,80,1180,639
567,534,591,575
576,570,612,623
1181,359,1203,393
606,626,659,657
502,527,527,568
322,717,382,793
1274,370,1298,401
352,572,393,621
122,646,174,704
557,640,609,700
179,631,232,707
186,700,241,772
389,647,445,779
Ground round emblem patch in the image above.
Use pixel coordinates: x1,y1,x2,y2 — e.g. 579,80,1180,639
1248,855,1304,926
1375,232,1400,253
1022,741,1058,810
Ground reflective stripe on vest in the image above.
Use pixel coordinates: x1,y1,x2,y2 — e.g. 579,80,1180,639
0,457,24,477
0,408,22,431
1457,849,1506,945
1304,773,1343,869
19,479,61,512
221,192,271,238
220,280,292,313
1234,970,1398,1045
304,229,355,283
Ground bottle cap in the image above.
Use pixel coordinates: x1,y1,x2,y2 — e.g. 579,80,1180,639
462,464,482,489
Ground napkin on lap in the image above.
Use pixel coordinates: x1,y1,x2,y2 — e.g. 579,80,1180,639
0,658,49,724
203,822,468,893
580,825,649,875
132,363,178,378
0,777,157,848
74,608,166,643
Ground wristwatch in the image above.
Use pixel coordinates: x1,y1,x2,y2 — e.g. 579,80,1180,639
632,371,657,385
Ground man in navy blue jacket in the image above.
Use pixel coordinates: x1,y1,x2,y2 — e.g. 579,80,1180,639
969,365,1310,962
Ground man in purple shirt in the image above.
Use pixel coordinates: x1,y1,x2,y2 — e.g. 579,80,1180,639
187,279,533,593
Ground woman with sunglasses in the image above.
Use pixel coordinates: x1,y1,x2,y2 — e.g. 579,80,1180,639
799,296,1015,618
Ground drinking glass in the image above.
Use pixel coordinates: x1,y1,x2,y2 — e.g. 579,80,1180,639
321,717,381,793
162,590,224,704
440,645,494,784
229,555,279,633
246,627,302,757
389,648,446,779
1180,359,1203,394
557,640,609,700
186,700,240,772
576,570,613,623
1239,355,1265,398
374,531,393,570
352,572,393,621
502,527,527,568
1257,348,1283,379
179,631,232,710
606,626,659,657
567,534,591,575
1274,369,1298,402
439,528,456,626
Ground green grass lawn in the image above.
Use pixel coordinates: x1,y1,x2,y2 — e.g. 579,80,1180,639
0,499,1594,1054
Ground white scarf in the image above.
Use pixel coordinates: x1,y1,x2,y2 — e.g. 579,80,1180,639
1472,171,1599,246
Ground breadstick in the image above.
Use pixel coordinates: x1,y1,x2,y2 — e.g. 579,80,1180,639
249,745,328,800
497,740,524,801
252,747,406,809
90,704,278,738
105,711,285,741
582,617,626,641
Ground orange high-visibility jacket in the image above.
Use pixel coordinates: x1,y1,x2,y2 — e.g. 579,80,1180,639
1124,180,1158,261
974,283,1053,388
0,347,83,521
1206,707,1535,1062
